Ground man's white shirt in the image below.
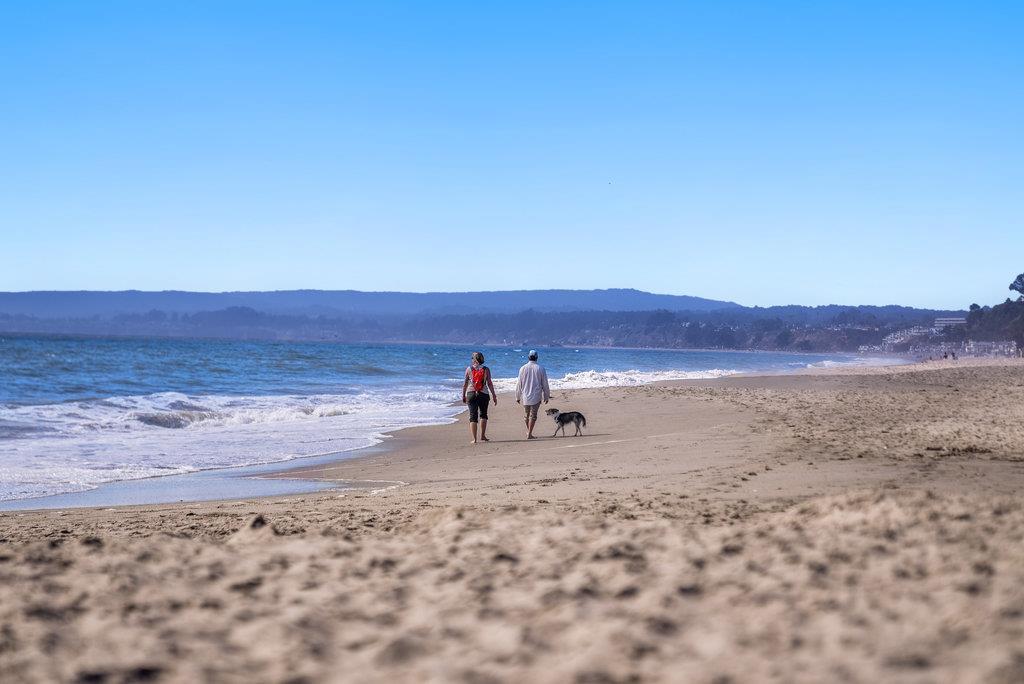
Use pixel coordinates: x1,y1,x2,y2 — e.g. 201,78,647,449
515,361,550,405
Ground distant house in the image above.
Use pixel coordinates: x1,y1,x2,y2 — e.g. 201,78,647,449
964,340,1019,356
882,326,932,347
933,317,967,328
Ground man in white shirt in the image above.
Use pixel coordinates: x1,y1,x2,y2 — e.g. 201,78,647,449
515,350,551,439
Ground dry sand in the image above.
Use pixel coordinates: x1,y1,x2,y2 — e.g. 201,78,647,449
2,359,1023,683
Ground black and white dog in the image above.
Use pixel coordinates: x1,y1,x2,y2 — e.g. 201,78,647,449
546,408,587,437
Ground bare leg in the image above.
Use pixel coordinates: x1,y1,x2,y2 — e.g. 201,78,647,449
527,417,536,439
480,419,489,441
470,421,478,444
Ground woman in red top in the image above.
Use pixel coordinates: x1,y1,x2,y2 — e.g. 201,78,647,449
462,351,497,444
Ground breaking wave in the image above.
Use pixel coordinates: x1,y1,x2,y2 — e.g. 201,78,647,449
804,356,906,370
0,387,462,502
490,367,738,392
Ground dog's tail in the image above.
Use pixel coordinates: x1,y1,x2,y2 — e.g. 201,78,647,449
580,415,587,427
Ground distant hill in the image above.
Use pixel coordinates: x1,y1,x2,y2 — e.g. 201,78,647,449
0,289,741,318
0,288,972,353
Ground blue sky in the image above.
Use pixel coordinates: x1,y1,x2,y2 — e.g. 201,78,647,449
1,1,1020,309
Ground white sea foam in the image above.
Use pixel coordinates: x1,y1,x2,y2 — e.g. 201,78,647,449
0,387,462,502
489,367,739,392
804,356,905,369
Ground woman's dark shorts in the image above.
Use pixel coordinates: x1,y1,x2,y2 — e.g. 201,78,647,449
467,391,490,423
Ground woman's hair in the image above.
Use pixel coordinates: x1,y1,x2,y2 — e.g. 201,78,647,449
472,351,485,364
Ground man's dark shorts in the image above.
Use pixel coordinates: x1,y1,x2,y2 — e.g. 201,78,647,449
467,391,490,423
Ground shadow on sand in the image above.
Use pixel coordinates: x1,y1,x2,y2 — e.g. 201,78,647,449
481,433,612,444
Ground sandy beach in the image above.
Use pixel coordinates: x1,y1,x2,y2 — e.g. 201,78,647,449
2,359,1024,683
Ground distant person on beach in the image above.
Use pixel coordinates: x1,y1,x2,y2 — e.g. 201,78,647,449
515,350,550,439
462,351,497,444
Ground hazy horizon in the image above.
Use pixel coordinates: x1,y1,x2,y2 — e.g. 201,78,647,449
0,284,1014,312
0,286,974,314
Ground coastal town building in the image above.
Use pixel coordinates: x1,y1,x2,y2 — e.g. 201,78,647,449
859,322,1018,357
963,340,1019,356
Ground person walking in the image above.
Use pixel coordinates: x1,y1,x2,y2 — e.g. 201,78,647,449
515,350,550,439
462,351,497,444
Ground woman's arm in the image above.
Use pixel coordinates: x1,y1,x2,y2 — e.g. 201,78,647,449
486,368,498,405
462,369,469,403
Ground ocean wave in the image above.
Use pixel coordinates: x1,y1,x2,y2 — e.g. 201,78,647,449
348,364,401,376
1,389,456,437
132,403,361,429
166,400,213,412
0,386,463,501
134,410,222,429
0,419,54,439
489,367,739,392
804,356,904,369
556,368,739,388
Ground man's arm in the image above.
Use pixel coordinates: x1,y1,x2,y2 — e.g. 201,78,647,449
515,367,524,403
541,368,551,403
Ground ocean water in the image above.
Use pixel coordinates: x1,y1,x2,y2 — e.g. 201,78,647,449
0,335,900,502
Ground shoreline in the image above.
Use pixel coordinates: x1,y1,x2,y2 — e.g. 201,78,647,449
271,355,1024,506
0,355,995,512
2,358,1023,680
0,356,897,512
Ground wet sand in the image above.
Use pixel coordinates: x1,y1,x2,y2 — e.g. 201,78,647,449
2,359,1023,682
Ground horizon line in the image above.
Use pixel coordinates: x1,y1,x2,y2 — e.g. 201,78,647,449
0,287,974,312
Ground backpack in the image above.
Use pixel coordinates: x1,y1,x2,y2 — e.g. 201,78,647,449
470,365,487,392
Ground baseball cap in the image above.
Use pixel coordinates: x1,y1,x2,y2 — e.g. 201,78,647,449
528,349,538,358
